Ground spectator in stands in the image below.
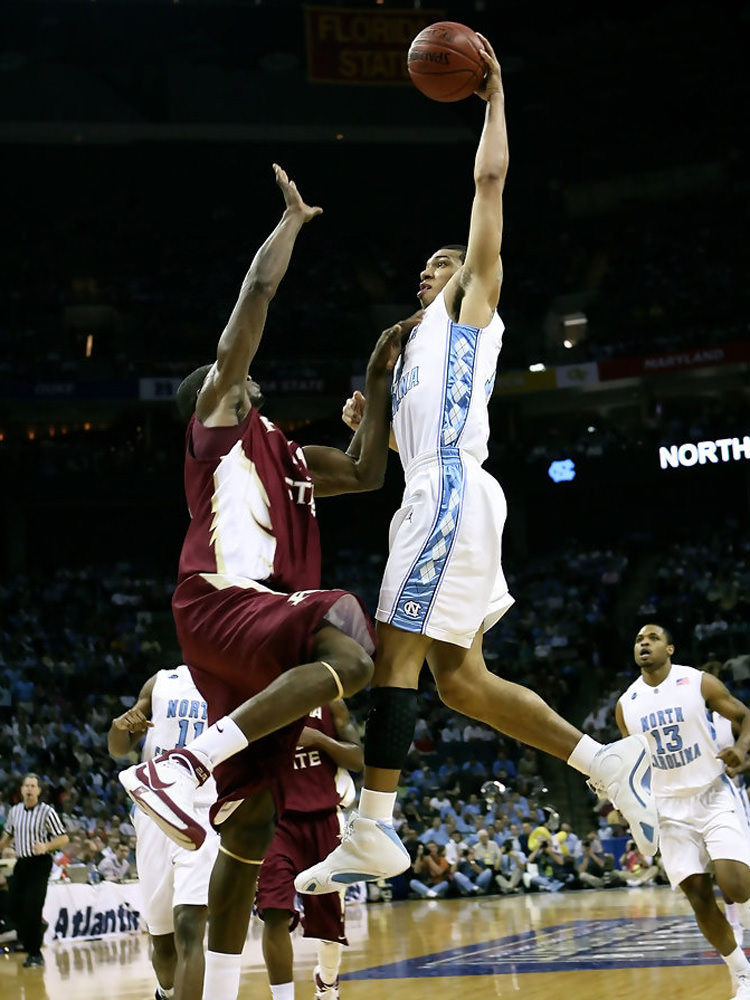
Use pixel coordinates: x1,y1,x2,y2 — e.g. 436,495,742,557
454,847,493,895
526,837,568,892
418,816,450,847
619,840,659,887
495,838,526,894
577,830,615,889
409,841,452,899
517,747,540,781
444,829,469,867
98,841,133,882
473,828,501,873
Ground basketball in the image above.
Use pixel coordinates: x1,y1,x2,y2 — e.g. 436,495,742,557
407,21,485,103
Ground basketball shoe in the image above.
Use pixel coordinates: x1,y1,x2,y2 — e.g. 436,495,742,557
118,748,210,850
314,965,340,999
733,970,750,999
294,813,410,895
588,734,659,856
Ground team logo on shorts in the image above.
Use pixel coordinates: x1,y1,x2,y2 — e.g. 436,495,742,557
403,601,422,619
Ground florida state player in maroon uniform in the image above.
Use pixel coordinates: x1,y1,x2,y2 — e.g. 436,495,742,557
119,164,415,1000
258,700,362,1000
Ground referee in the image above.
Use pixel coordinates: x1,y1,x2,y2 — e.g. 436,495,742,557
0,772,69,967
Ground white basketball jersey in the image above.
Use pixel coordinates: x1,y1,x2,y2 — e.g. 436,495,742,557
391,291,504,470
619,664,722,797
141,665,216,809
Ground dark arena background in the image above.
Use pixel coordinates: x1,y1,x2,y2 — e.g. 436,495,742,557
1,2,749,998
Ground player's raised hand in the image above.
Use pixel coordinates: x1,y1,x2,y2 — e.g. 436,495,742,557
342,390,365,431
273,163,323,224
475,33,503,102
368,323,407,376
367,308,424,376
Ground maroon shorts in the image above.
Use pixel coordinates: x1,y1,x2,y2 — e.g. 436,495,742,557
255,810,347,944
172,573,375,821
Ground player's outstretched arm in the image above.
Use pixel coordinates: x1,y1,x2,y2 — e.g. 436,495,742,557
304,322,402,496
197,164,322,418
107,674,156,759
452,34,508,328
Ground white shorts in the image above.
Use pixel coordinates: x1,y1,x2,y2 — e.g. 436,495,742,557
134,808,219,936
376,452,514,648
658,775,750,889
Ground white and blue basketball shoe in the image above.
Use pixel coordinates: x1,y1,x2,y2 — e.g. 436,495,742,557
295,813,410,895
588,733,659,857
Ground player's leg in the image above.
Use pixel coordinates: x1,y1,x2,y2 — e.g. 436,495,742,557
120,624,372,850
725,900,745,947
261,908,295,997
427,630,658,857
429,629,583,757
299,881,346,997
150,933,177,1000
295,623,429,893
715,857,750,954
314,939,343,999
202,792,277,1000
172,905,208,1000
21,860,50,964
682,872,750,995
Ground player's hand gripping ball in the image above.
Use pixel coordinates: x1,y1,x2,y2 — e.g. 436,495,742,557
407,21,486,103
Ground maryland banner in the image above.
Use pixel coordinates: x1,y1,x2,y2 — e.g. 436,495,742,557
305,6,445,85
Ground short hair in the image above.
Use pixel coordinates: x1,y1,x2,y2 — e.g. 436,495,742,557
175,364,213,422
441,243,467,262
22,772,41,786
639,623,675,646
656,624,675,646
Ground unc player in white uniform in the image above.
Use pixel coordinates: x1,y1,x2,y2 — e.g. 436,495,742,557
108,666,219,1000
296,33,659,897
616,624,750,1000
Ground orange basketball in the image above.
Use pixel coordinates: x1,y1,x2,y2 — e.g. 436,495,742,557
407,21,485,103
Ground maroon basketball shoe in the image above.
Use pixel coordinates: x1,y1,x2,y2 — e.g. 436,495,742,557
119,748,211,850
314,965,340,1000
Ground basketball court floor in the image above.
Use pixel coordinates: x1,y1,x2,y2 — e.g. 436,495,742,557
1,886,737,1000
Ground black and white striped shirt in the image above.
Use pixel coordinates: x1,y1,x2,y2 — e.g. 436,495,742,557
4,802,66,858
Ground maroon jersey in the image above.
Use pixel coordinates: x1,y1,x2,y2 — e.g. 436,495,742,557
281,704,340,815
178,407,321,593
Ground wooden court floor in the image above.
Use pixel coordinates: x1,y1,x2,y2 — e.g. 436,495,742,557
0,885,738,1000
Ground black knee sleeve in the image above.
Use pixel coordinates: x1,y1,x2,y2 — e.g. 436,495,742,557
365,687,418,770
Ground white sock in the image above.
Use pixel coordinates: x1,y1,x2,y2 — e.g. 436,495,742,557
567,734,603,775
316,939,342,984
190,717,249,769
359,789,397,824
156,985,174,1000
202,950,243,1000
723,945,750,976
270,983,294,1000
727,902,741,927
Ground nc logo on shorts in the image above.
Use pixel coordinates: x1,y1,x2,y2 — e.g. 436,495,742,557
402,601,422,619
